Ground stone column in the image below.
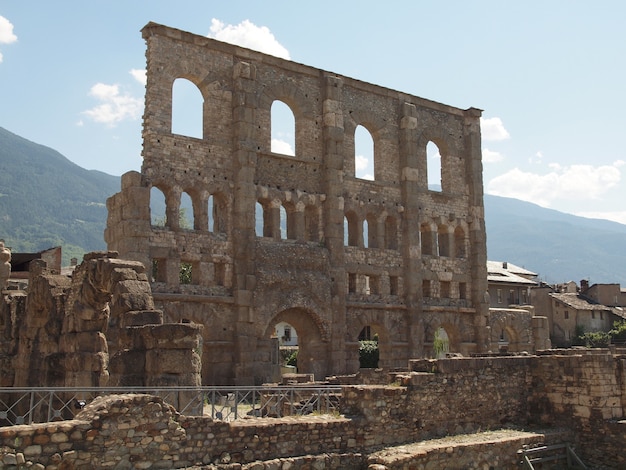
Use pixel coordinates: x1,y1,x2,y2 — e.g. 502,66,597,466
463,107,489,353
231,61,260,385
322,74,350,374
399,102,424,358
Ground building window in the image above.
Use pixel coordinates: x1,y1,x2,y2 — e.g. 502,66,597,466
440,281,450,299
389,276,398,296
369,275,380,295
497,289,502,304
592,311,595,319
422,280,431,298
348,273,356,293
564,310,569,319
459,282,467,300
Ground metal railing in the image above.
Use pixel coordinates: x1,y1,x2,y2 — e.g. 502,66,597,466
0,385,342,426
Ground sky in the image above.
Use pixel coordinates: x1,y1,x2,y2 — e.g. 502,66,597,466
1,1,625,224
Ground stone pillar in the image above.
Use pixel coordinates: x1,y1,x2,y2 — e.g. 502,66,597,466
104,171,152,270
322,74,350,374
399,102,424,358
463,107,490,353
532,315,551,351
231,61,260,385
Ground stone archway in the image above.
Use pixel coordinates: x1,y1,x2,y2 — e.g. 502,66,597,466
264,307,329,381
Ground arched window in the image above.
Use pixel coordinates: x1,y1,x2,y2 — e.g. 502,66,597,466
384,216,397,250
150,187,167,227
426,141,442,191
454,226,466,258
279,205,287,239
171,78,203,138
255,202,266,237
420,222,435,256
271,100,295,156
437,225,450,257
345,212,360,247
355,125,374,180
180,192,194,230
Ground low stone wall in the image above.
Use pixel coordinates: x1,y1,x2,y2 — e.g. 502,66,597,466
2,352,626,468
366,429,546,470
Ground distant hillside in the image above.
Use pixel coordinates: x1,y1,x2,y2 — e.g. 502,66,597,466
0,127,120,264
484,194,626,285
1,126,625,285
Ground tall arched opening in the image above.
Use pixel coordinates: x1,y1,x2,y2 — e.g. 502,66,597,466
264,308,329,381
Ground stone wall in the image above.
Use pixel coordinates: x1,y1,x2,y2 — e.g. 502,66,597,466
0,252,203,390
4,352,625,468
105,22,490,386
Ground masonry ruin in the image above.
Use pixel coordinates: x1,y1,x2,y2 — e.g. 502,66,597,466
105,22,493,386
0,250,202,389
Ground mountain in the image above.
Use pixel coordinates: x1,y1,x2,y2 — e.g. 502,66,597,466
0,127,120,264
484,194,626,285
1,126,625,285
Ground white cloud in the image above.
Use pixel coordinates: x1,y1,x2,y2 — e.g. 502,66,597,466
486,163,622,207
130,69,147,86
271,138,294,156
528,151,543,164
575,211,626,226
83,83,143,126
209,19,290,59
482,148,504,163
355,154,369,171
481,117,510,141
0,15,17,63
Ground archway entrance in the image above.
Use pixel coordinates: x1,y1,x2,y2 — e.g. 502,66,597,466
265,308,329,381
274,321,298,374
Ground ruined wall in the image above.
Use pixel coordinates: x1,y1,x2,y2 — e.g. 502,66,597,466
3,353,626,468
105,22,489,386
0,252,202,390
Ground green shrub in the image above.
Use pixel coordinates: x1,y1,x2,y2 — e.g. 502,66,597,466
580,331,610,348
610,320,626,342
286,350,298,367
359,340,379,368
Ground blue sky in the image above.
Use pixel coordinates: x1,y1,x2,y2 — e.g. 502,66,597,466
1,1,625,223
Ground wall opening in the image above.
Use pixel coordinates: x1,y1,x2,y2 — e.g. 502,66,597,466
171,78,203,138
355,125,374,180
271,100,295,156
150,187,167,227
180,192,193,230
358,325,379,368
345,212,360,247
437,225,450,257
427,141,442,191
433,327,450,358
255,201,267,237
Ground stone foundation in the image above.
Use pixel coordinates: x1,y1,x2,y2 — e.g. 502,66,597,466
2,351,625,468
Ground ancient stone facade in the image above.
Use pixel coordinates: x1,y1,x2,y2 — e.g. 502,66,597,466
105,23,489,385
0,251,202,389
